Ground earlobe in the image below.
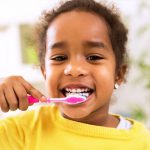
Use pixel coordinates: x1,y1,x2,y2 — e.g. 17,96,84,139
114,83,119,89
115,64,127,85
41,66,46,79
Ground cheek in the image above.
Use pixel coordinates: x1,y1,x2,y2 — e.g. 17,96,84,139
95,65,115,91
45,66,60,97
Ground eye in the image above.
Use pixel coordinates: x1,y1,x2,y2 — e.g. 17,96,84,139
87,55,103,62
50,55,68,61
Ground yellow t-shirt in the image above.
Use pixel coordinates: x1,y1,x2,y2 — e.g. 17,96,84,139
0,106,150,150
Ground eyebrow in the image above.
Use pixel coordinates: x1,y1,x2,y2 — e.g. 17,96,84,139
48,40,105,50
49,41,67,50
83,41,105,49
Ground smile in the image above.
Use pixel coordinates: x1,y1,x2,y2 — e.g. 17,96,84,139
62,88,94,99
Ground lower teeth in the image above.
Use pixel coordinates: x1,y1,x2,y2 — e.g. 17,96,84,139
66,92,89,98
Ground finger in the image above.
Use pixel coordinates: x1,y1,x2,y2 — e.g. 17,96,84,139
3,85,18,111
0,89,9,112
19,78,47,102
29,103,34,106
13,82,28,111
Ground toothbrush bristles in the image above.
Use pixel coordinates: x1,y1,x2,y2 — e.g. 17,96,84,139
66,95,86,104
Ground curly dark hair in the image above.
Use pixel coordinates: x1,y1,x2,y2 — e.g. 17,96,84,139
35,0,128,74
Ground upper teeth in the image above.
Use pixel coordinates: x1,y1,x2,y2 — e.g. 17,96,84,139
64,88,91,98
65,88,89,93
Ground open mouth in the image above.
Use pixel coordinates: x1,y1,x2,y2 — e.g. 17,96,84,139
61,88,94,99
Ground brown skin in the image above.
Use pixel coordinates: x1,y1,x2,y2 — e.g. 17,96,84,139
42,10,125,127
0,11,125,128
0,76,46,112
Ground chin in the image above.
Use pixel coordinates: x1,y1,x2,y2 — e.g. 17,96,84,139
61,108,90,120
57,103,92,120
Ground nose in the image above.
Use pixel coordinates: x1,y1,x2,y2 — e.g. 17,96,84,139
64,61,88,78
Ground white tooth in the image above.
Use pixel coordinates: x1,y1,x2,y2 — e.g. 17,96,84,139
66,93,70,97
71,93,79,96
77,88,82,92
69,92,72,95
80,93,83,96
86,88,90,92
65,87,91,97
84,93,89,97
81,89,85,92
69,92,81,96
84,88,88,92
81,88,87,92
80,93,87,98
71,89,76,93
66,88,69,92
66,92,73,97
82,93,90,96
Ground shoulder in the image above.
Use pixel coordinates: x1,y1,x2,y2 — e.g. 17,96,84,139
127,117,150,137
119,115,150,145
112,114,150,138
129,118,150,149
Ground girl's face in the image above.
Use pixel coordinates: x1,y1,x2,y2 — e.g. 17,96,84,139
43,11,121,122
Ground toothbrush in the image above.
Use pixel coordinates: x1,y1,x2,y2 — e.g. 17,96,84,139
28,95,86,105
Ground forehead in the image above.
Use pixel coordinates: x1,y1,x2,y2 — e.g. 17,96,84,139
46,10,111,45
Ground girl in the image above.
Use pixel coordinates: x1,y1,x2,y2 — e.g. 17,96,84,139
0,0,150,149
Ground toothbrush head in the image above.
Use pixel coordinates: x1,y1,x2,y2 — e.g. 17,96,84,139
64,95,87,104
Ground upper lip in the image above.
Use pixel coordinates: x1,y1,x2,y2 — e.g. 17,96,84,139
60,82,94,90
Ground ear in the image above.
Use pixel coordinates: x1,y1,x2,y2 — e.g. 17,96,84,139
115,64,127,85
41,66,46,80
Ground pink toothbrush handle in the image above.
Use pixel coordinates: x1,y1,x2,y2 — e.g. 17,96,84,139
28,95,39,104
28,95,86,105
27,95,61,104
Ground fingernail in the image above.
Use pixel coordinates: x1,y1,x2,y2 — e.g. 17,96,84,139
40,96,47,102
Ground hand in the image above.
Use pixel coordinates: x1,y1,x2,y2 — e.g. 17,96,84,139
0,76,46,112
